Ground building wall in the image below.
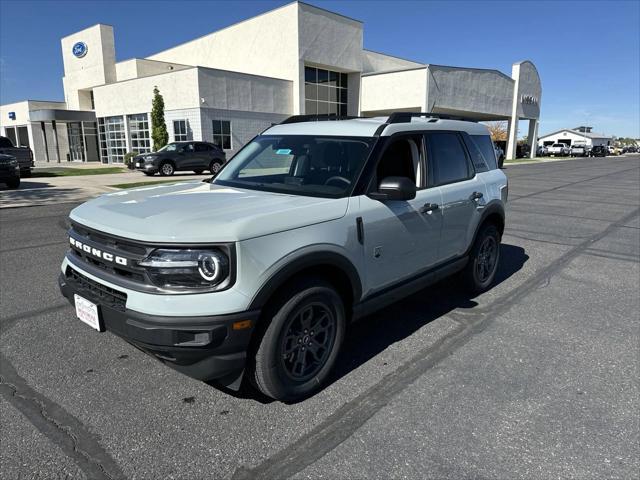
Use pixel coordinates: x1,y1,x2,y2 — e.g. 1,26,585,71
200,108,289,157
148,3,299,86
164,108,202,143
361,50,424,74
93,68,201,118
116,59,190,82
198,68,292,115
360,68,427,114
61,24,117,110
0,101,33,131
147,3,363,115
427,66,514,119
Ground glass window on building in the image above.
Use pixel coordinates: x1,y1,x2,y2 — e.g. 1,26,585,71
128,113,151,154
4,127,17,146
173,120,188,142
97,116,126,163
304,66,348,117
17,126,29,147
212,120,232,149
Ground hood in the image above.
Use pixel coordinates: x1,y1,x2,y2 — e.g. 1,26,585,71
70,181,349,242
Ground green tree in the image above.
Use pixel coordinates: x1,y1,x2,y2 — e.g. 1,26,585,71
151,86,168,151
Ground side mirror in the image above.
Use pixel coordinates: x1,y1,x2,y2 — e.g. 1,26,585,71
368,176,416,201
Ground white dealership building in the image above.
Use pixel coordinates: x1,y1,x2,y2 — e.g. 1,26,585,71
0,1,541,164
537,127,612,148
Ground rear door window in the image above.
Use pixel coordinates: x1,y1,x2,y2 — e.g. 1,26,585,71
426,132,473,186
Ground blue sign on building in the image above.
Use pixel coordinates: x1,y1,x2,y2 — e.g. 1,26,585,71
72,41,88,58
8,112,16,120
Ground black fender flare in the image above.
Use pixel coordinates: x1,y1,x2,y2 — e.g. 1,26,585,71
248,250,362,310
468,200,505,253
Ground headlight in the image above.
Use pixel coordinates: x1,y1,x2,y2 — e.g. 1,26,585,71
138,248,231,291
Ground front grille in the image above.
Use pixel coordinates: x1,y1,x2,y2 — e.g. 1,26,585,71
69,222,151,284
66,266,127,311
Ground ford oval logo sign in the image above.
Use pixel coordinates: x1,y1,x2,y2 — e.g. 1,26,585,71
72,42,88,58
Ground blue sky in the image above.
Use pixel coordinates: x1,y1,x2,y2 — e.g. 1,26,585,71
1,0,638,137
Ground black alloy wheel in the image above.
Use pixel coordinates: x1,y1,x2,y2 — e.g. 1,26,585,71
280,302,337,382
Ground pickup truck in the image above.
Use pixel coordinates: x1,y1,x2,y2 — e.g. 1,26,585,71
547,143,570,157
0,136,33,177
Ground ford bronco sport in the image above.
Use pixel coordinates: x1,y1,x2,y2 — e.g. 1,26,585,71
59,113,508,401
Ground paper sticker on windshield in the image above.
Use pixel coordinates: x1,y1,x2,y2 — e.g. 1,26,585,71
276,149,292,155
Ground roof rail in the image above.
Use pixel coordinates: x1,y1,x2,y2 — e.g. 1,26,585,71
386,112,478,124
279,114,362,125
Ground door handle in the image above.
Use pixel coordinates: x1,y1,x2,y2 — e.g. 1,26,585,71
470,191,484,201
420,203,439,214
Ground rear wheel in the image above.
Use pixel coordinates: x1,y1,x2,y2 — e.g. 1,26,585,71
250,278,345,402
209,160,223,175
159,161,175,176
461,223,500,294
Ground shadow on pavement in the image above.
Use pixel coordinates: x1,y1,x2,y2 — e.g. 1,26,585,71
0,187,81,208
220,244,529,403
329,244,529,388
0,179,54,190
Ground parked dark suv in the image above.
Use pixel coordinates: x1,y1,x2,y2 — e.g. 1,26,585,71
134,141,226,176
590,145,607,157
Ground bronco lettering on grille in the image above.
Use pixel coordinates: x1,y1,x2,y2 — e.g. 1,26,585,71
70,237,128,266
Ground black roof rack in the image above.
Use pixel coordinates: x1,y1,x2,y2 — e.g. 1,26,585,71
386,112,478,124
279,114,363,125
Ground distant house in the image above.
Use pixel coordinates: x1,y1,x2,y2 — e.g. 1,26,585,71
538,126,612,147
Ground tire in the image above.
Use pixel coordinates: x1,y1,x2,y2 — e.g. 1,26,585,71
159,161,175,176
461,223,501,294
209,160,223,175
498,155,505,169
250,278,345,402
6,177,20,189
193,169,204,175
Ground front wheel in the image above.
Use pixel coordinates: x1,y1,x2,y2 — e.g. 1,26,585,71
461,224,500,294
159,162,175,176
250,279,345,402
210,160,223,175
6,177,20,189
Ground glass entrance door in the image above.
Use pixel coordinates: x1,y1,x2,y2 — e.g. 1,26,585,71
67,122,85,161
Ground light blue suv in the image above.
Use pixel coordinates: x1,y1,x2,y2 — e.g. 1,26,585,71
59,113,508,401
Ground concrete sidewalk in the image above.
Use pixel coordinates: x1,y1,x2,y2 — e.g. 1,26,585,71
0,171,207,209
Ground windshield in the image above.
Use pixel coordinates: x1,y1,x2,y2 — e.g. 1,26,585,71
213,135,375,198
552,144,564,148
158,143,179,152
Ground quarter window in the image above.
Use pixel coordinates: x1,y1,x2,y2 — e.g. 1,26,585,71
470,134,497,170
428,132,472,186
173,120,188,142
212,120,232,150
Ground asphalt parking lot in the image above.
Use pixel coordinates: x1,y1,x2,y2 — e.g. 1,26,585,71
1,155,638,479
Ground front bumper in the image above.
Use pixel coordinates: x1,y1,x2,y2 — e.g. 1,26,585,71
133,159,158,173
58,270,260,388
0,165,20,182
